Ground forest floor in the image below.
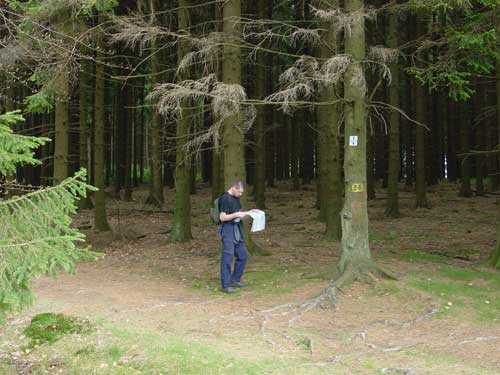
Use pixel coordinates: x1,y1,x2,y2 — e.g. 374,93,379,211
1,181,500,375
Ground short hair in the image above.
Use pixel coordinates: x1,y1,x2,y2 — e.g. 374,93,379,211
229,180,244,189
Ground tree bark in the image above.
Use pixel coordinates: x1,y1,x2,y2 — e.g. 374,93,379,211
385,7,400,217
93,18,111,232
301,110,314,185
222,0,268,255
113,80,125,197
252,0,268,209
366,129,376,199
291,112,301,190
414,15,429,207
458,102,472,197
317,7,342,240
490,59,500,269
53,72,70,185
339,0,376,273
147,0,164,206
78,60,93,209
475,83,485,196
447,99,458,182
124,83,133,201
211,147,223,202
265,109,276,188
170,0,193,242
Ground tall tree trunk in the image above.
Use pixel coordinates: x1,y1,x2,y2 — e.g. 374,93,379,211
53,72,70,185
124,83,133,201
291,113,301,190
339,0,376,274
400,70,413,186
189,157,196,194
301,110,314,185
374,130,388,188
222,0,267,255
366,130,376,199
434,92,445,181
252,0,268,209
317,7,342,240
458,102,472,197
113,81,125,197
266,77,276,189
147,0,164,206
385,7,400,217
171,0,193,242
201,148,211,183
282,118,290,179
437,91,448,181
133,80,144,187
490,60,500,269
78,60,93,209
138,88,145,185
211,147,223,202
475,126,485,196
447,99,458,181
93,19,110,232
414,15,429,207
266,111,276,188
427,94,439,185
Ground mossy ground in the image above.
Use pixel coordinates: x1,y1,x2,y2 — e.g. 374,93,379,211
24,313,93,348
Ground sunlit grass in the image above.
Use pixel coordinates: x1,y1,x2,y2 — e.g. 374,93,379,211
409,267,500,323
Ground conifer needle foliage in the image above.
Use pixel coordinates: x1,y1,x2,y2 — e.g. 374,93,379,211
0,111,97,320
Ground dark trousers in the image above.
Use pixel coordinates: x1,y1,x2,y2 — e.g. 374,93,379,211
220,223,247,288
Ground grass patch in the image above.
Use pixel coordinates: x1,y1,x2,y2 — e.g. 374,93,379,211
398,249,449,263
191,269,317,297
0,362,16,375
243,270,304,295
409,268,500,322
438,267,500,283
24,313,92,348
22,321,335,375
369,231,398,242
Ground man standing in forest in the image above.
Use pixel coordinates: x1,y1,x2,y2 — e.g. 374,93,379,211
218,181,249,293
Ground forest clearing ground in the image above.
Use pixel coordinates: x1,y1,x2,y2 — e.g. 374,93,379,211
1,182,500,374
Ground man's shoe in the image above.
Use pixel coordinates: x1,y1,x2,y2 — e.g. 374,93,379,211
230,281,247,288
222,286,238,293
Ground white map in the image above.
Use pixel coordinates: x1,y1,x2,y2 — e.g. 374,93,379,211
247,209,266,232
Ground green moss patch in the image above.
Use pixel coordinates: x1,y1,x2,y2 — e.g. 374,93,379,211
24,313,93,347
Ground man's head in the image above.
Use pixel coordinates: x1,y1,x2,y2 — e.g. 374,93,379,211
228,180,244,197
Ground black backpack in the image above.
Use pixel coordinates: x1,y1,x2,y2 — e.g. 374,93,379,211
210,195,222,224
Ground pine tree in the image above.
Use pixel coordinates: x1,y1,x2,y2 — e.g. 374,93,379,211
0,111,96,320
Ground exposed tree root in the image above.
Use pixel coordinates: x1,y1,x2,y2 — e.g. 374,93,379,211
257,262,397,350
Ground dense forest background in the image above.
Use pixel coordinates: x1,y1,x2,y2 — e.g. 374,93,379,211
1,0,499,271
